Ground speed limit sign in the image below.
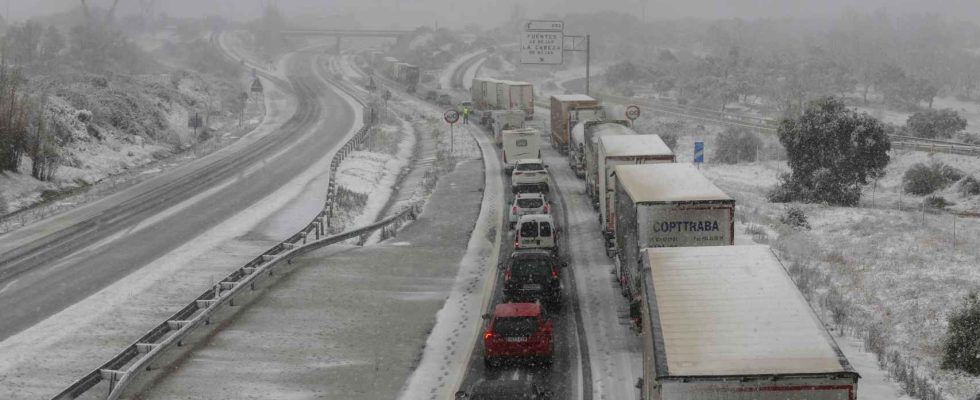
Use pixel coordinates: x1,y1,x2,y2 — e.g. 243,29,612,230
625,104,641,121
444,109,460,124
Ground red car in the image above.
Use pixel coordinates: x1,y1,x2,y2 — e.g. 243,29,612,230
482,302,554,366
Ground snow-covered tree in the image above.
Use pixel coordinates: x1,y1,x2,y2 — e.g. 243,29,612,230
769,97,890,206
906,108,967,139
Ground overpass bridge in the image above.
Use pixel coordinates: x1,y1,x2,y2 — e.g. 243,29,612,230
281,29,416,52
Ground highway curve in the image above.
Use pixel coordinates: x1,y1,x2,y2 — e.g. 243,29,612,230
0,47,356,340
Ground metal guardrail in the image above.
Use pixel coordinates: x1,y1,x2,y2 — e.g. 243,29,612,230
49,36,413,400
594,93,980,157
49,202,420,400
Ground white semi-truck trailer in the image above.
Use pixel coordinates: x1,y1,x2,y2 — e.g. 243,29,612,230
611,163,734,296
597,134,675,236
638,245,860,400
583,120,634,208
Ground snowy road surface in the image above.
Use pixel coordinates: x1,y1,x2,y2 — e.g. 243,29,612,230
139,152,485,400
0,46,364,398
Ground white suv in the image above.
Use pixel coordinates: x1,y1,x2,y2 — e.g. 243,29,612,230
511,159,549,194
509,192,550,228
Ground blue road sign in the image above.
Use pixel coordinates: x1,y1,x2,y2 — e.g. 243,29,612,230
694,141,704,164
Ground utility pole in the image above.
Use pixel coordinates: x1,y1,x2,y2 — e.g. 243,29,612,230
585,34,590,96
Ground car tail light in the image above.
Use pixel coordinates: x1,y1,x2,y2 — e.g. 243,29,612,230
512,205,518,214
552,268,558,279
504,270,511,281
514,239,520,249
514,171,523,175
542,204,549,213
484,330,493,343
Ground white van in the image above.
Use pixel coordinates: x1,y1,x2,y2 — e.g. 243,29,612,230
514,214,558,253
501,128,541,173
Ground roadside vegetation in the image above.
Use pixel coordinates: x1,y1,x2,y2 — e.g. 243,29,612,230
0,5,257,219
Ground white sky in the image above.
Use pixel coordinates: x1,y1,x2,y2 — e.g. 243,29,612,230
6,0,980,28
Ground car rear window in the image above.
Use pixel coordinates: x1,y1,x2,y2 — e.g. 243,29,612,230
539,222,552,237
515,163,543,171
519,221,538,237
511,258,550,276
493,316,539,337
516,198,543,208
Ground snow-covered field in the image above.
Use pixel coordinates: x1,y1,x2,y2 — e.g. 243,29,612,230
700,153,980,399
332,121,415,231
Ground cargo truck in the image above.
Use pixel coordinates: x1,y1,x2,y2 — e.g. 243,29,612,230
496,80,534,120
470,78,501,112
490,109,526,145
638,245,860,400
550,94,601,154
597,134,674,235
382,57,399,78
501,128,541,173
392,63,420,92
611,163,734,296
583,121,634,208
568,107,607,177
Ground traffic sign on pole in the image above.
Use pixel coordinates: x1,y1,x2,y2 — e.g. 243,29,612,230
694,141,705,164
521,20,563,65
625,104,641,121
444,109,460,124
526,20,564,32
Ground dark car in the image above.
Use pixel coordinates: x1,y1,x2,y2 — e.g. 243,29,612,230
501,249,564,305
425,90,437,102
456,377,552,399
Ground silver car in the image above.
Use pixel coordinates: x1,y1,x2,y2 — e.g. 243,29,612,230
509,192,549,228
511,159,549,194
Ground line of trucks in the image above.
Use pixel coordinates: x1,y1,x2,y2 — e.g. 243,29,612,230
460,73,860,399
551,95,859,400
365,50,420,93
543,92,861,399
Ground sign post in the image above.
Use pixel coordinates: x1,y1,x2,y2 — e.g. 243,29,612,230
520,20,591,96
625,105,641,127
444,109,460,154
521,21,564,65
694,141,705,167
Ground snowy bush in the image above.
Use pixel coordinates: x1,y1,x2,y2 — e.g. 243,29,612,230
903,162,963,195
942,292,980,375
714,126,761,164
924,195,953,209
906,108,967,139
779,206,810,229
651,121,683,150
958,176,980,196
75,109,92,123
768,170,862,206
